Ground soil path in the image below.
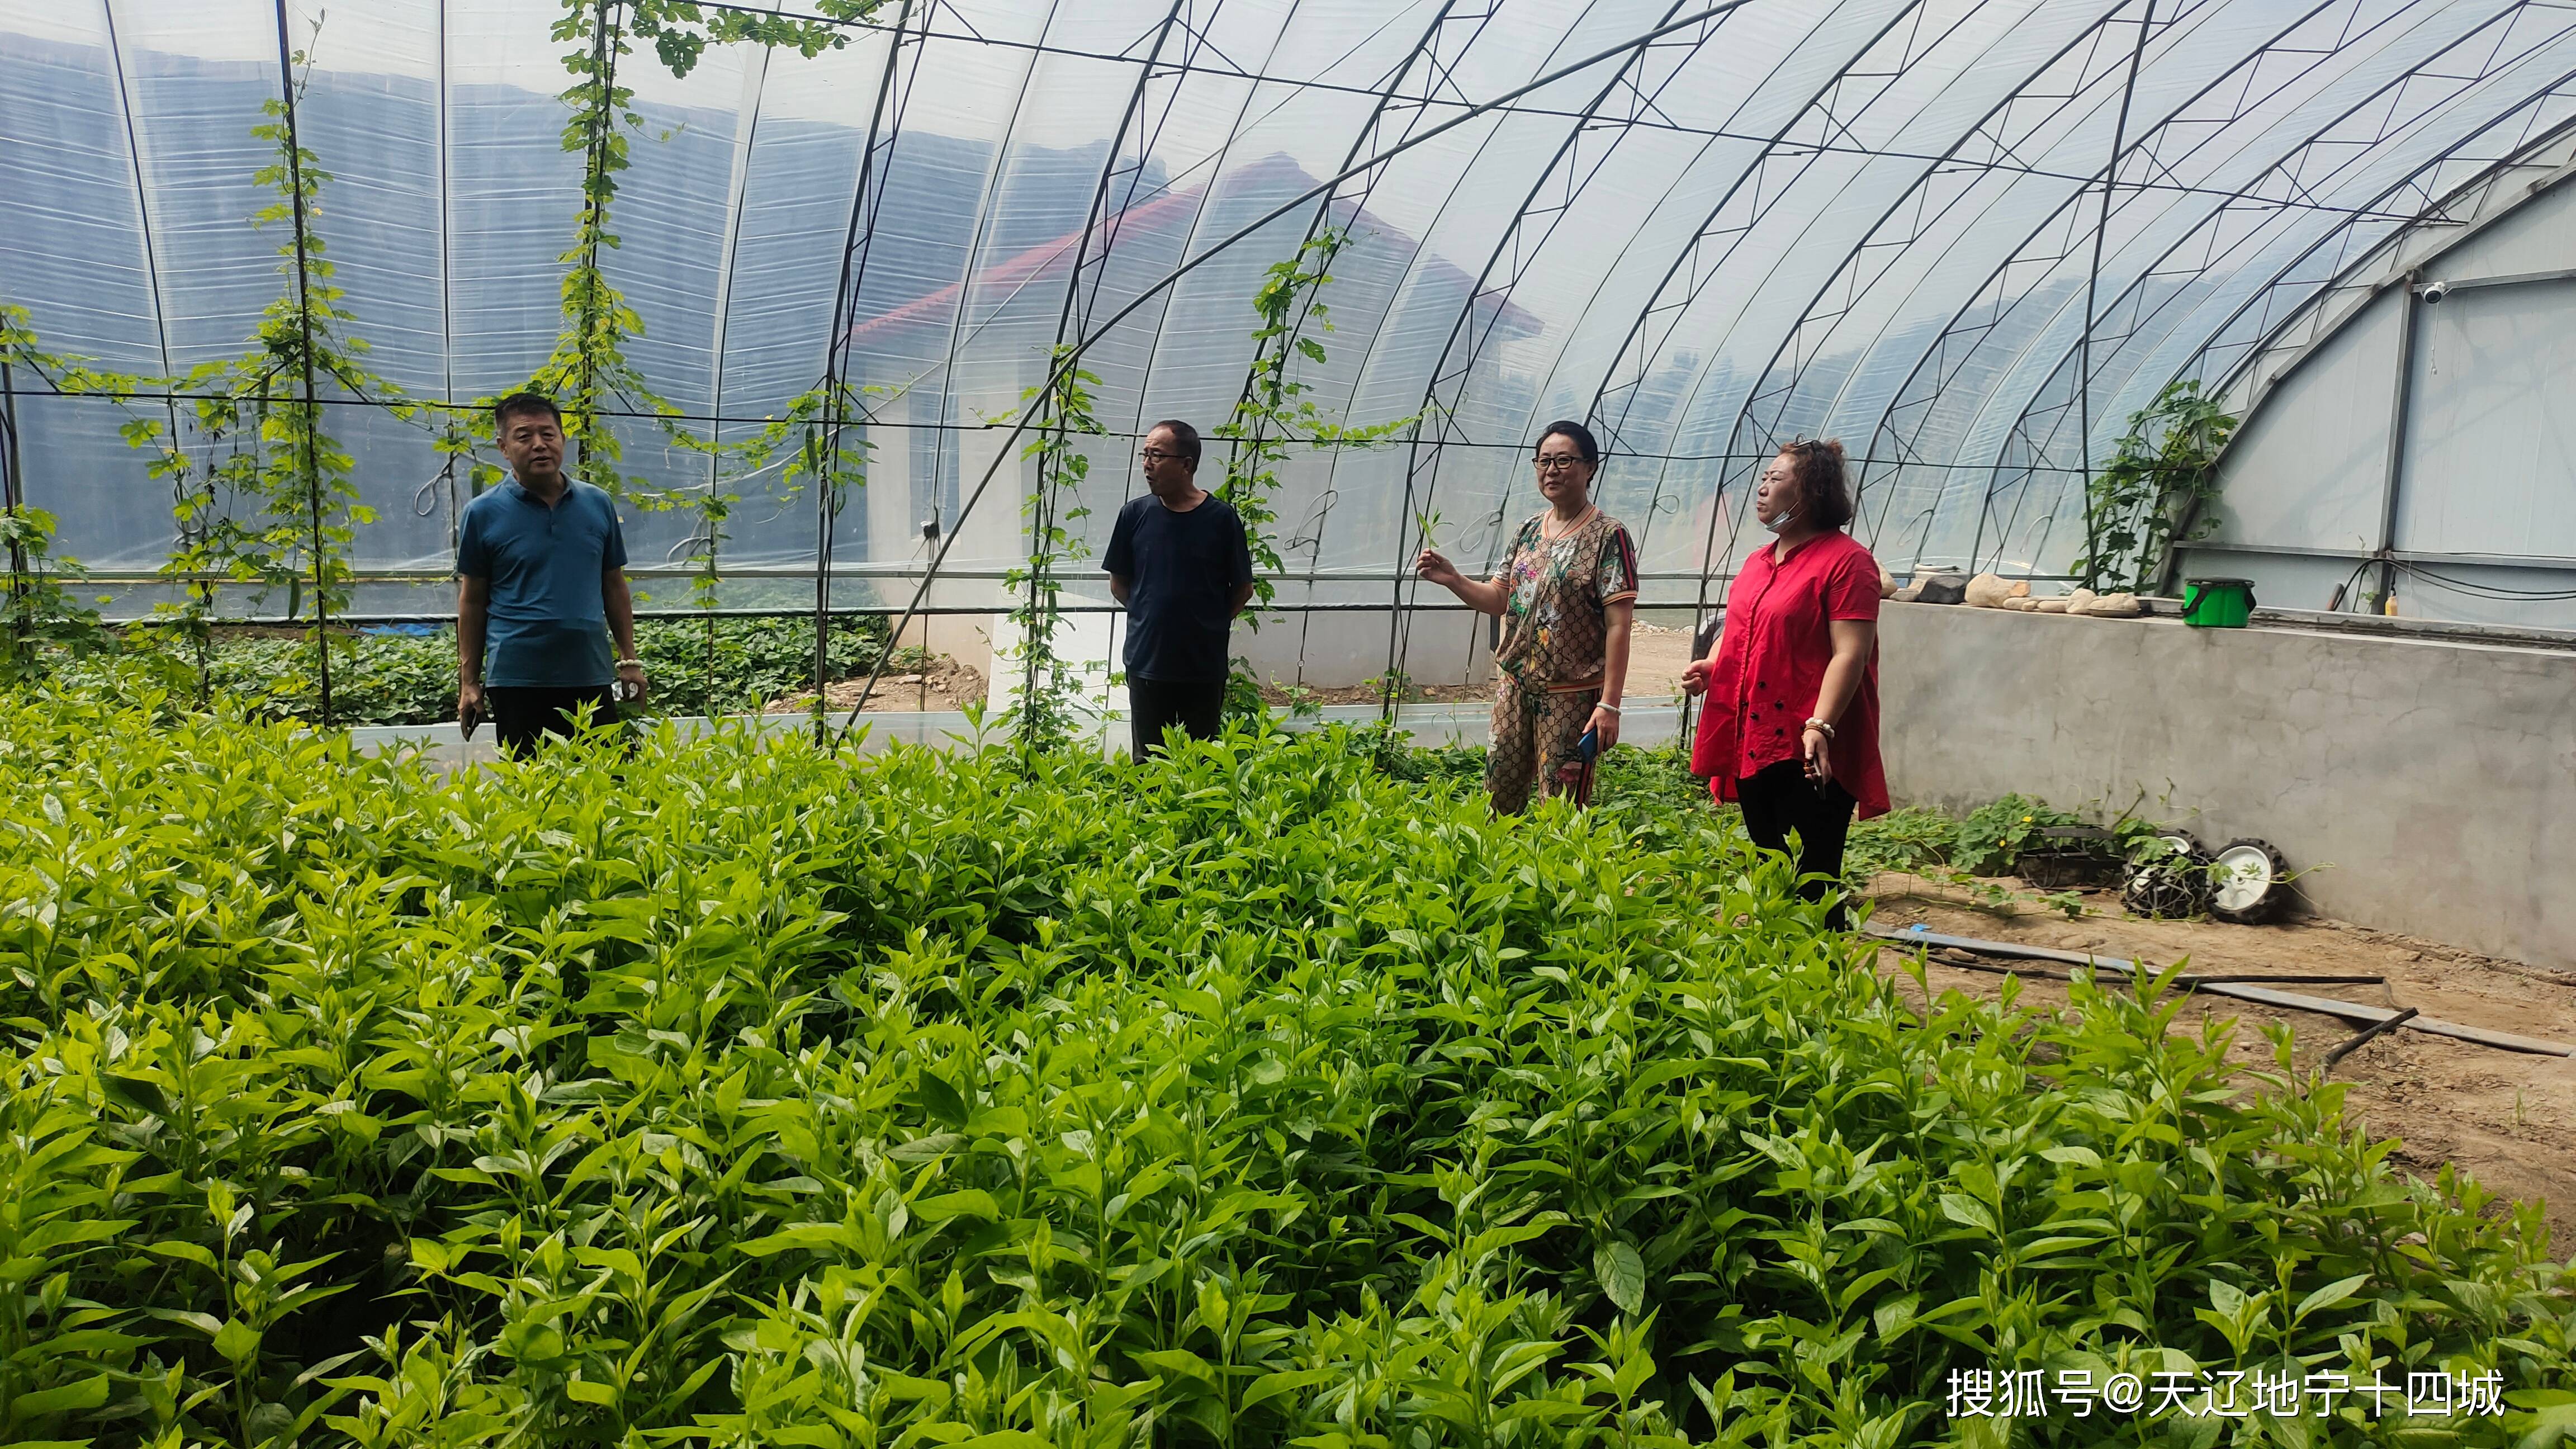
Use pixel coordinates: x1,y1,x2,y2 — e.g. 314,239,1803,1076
1864,874,2576,1255
770,655,987,713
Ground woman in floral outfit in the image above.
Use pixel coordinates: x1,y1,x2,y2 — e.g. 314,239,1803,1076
1415,420,1639,813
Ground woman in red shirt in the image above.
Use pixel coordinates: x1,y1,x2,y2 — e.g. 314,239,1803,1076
1683,438,1886,927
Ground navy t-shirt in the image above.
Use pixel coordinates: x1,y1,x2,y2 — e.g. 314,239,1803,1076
1103,493,1254,683
455,478,629,688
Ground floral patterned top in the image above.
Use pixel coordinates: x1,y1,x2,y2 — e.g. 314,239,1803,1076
1489,508,1640,693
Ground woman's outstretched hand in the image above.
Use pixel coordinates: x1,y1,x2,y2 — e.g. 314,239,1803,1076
1414,548,1461,588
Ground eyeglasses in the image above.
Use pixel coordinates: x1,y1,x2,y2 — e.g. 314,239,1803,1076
1533,454,1586,472
1139,449,1183,463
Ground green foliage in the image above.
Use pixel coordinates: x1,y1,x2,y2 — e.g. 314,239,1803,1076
0,697,2567,1446
29,616,898,726
1005,349,1105,752
0,503,112,683
1215,230,1415,704
2075,380,2238,594
1844,794,2167,881
5,45,402,722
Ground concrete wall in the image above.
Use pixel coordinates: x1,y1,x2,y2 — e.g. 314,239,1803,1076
1877,601,2576,970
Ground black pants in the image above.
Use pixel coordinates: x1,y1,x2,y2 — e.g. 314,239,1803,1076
487,685,618,759
1736,758,1858,927
1128,676,1226,759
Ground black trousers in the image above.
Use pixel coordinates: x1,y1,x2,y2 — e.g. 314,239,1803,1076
1128,676,1226,759
487,685,618,759
1736,758,1858,927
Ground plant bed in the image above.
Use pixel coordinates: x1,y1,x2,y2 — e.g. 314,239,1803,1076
0,695,2566,1447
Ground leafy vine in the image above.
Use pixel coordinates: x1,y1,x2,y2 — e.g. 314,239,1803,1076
1214,228,1413,712
1005,349,1105,752
2073,379,2238,594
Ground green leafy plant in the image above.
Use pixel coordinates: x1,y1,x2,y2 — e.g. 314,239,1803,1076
2074,378,2238,594
0,503,111,683
1003,348,1105,752
0,694,2567,1447
27,615,901,725
1215,229,1415,706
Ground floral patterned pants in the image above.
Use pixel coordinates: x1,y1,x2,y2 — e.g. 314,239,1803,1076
1486,675,1599,815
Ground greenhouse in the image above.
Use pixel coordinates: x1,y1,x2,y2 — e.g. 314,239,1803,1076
3,0,2574,1444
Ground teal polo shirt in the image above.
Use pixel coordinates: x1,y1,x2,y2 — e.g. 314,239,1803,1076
456,477,629,688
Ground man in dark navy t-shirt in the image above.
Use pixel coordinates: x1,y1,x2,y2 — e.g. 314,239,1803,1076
454,392,647,756
1104,419,1254,758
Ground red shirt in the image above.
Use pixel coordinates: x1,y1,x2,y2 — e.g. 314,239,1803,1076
1689,530,1888,818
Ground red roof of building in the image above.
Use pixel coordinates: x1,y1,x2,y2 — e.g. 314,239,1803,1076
842,152,1543,348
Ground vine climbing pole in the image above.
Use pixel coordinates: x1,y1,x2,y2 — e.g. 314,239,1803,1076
1,361,25,660
272,0,335,726
1382,0,1740,724
1014,0,1196,747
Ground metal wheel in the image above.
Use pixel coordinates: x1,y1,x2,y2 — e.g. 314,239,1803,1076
2209,838,2291,925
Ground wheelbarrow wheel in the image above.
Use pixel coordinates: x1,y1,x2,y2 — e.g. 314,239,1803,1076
2208,838,2291,925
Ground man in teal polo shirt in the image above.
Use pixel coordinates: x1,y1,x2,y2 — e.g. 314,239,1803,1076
455,393,648,755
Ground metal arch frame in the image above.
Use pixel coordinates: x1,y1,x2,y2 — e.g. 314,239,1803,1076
1379,0,1748,704
1243,0,1509,621
1597,0,2179,587
834,2,1755,724
1976,2,2576,575
1966,0,2516,571
1531,0,1922,558
269,0,337,719
1599,0,2166,617
1580,0,1931,466
2181,91,2576,425
1289,0,1594,557
1717,0,2213,475
2141,84,2576,591
1111,0,1325,493
918,0,1073,560
1734,0,2370,561
810,0,930,719
1814,0,2422,565
1201,0,1502,685
1016,0,1196,708
1579,0,1996,571
98,0,186,580
694,25,779,621
434,0,460,542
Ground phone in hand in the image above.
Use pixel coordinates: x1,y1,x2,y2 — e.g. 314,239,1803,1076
1576,727,1599,764
459,700,481,741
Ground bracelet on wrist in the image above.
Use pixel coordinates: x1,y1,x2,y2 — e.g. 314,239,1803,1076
1803,716,1835,738
617,657,643,667
1596,702,1621,715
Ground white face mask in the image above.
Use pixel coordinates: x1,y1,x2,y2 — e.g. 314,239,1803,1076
1761,504,1798,535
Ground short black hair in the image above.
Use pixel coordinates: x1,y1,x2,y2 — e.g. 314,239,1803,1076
1535,419,1599,467
1777,437,1854,532
1147,418,1201,471
494,392,563,432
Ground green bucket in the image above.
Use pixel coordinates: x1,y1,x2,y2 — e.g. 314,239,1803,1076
2181,577,2256,628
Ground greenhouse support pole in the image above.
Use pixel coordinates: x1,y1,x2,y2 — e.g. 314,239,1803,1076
2,360,26,654
2376,271,2422,610
836,0,1758,732
2075,0,2154,589
274,0,334,727
813,0,923,745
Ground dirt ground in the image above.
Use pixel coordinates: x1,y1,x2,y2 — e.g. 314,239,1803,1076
1623,621,1699,708
770,655,987,714
1864,873,2576,1253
